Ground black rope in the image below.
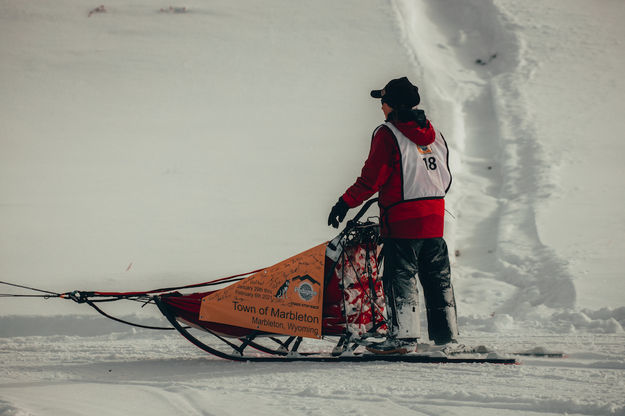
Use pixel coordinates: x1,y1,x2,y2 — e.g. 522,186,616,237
0,293,60,298
102,276,247,296
84,299,177,331
0,281,180,330
0,280,61,296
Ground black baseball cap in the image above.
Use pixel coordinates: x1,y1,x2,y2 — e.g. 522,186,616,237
370,77,420,107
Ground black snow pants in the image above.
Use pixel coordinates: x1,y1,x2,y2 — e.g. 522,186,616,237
382,237,458,344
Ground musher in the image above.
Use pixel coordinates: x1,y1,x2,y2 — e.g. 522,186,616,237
327,77,459,354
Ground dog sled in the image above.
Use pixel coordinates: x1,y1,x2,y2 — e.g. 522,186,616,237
1,199,517,364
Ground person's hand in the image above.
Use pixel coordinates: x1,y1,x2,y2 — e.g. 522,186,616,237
328,198,350,228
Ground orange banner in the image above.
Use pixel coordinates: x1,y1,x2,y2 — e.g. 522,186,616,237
199,243,326,339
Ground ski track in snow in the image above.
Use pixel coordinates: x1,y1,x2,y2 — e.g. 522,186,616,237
393,0,579,325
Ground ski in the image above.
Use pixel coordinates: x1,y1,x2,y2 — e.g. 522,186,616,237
221,353,518,364
418,343,565,358
512,346,566,358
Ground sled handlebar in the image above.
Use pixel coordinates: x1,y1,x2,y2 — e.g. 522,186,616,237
347,197,378,226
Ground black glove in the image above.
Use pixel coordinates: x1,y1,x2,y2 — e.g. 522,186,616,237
328,197,350,228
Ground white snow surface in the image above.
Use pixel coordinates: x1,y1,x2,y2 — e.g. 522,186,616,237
1,0,624,414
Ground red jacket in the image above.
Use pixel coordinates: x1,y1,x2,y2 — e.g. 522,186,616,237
341,120,449,239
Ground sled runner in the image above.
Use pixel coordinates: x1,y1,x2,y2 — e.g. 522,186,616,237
1,199,519,364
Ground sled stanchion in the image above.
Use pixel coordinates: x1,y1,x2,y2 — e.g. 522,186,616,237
246,338,290,356
291,337,304,353
346,198,378,228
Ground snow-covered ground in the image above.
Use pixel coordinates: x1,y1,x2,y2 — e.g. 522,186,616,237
1,0,624,414
2,325,625,416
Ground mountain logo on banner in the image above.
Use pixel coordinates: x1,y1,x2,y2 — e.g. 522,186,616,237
293,275,319,302
274,275,319,302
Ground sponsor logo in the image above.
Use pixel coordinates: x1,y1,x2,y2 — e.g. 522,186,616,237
274,274,320,302
295,282,318,301
417,145,432,155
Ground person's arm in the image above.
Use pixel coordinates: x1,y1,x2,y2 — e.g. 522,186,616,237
341,127,395,208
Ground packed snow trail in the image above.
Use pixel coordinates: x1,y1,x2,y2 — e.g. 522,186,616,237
1,330,624,415
495,0,625,311
391,0,600,328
